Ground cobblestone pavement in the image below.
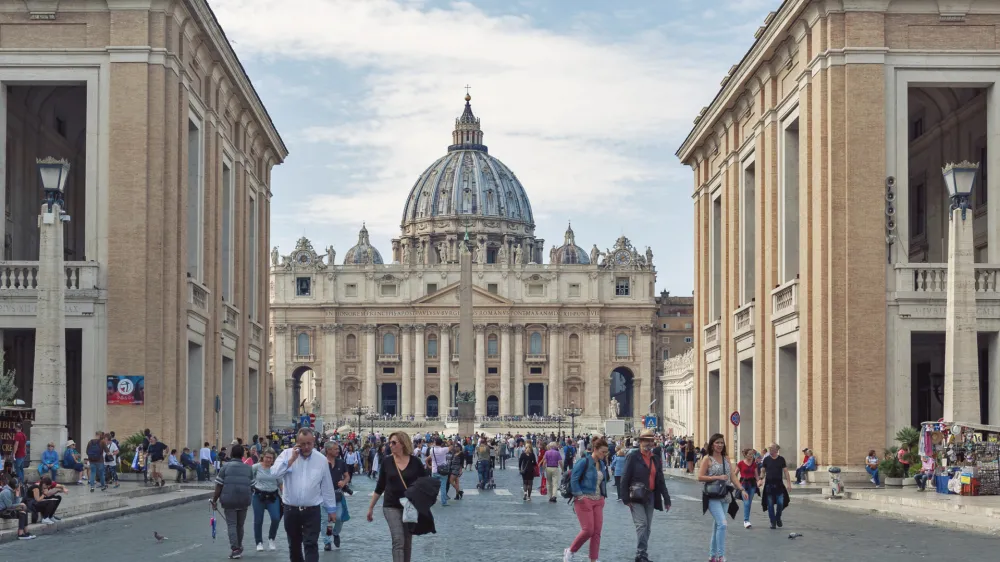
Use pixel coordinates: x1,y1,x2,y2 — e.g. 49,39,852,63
2,463,995,561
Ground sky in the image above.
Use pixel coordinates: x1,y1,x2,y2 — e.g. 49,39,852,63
210,0,777,295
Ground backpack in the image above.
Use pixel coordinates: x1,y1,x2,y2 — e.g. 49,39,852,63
559,457,592,499
86,439,102,462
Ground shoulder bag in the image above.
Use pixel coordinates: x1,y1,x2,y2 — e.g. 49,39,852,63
394,457,419,524
704,459,733,499
628,453,652,503
435,448,451,476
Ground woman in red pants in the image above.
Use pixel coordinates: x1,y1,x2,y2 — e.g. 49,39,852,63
564,437,611,562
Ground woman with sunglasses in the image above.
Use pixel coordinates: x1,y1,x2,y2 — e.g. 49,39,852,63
698,433,747,562
367,431,422,562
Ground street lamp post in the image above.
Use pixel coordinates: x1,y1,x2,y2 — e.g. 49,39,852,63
31,157,71,454
563,403,582,439
942,161,981,422
551,414,565,440
367,411,379,436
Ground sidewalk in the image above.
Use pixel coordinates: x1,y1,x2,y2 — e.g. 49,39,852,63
0,481,212,542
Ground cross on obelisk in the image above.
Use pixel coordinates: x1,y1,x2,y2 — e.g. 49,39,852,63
464,84,472,96
457,220,476,437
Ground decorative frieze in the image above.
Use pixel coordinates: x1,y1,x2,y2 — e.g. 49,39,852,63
273,324,288,333
321,323,341,333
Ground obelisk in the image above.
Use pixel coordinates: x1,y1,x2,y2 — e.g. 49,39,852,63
457,230,476,437
31,158,70,452
943,203,979,422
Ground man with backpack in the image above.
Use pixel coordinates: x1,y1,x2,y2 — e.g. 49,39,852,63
85,431,107,492
562,438,577,473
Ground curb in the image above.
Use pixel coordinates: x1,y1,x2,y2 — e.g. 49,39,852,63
799,496,1000,536
0,490,214,543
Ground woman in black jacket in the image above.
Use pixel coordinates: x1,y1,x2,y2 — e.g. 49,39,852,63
518,442,538,502
620,430,671,562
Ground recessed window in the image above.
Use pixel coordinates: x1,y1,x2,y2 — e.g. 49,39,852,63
428,367,438,374
662,323,668,329
427,336,438,358
684,322,692,329
569,283,581,297
426,283,437,295
296,277,311,296
528,283,543,296
487,334,498,356
615,277,630,296
661,350,669,360
910,116,925,141
488,367,498,374
345,283,358,297
616,334,630,356
382,367,395,374
530,367,543,375
487,283,498,294
529,332,542,354
684,337,693,343
380,284,397,296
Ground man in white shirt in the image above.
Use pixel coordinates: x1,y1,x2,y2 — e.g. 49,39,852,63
271,428,338,562
199,442,213,482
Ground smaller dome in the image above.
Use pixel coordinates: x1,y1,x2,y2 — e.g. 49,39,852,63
551,223,590,265
343,224,384,265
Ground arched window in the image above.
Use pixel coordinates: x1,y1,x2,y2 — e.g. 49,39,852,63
487,334,498,356
615,333,629,357
427,334,438,358
296,333,310,356
529,331,542,354
346,334,357,356
383,332,396,354
427,395,439,418
568,333,580,356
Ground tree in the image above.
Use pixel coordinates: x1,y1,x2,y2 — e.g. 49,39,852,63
0,350,18,409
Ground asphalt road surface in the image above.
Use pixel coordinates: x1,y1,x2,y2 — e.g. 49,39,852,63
4,463,995,561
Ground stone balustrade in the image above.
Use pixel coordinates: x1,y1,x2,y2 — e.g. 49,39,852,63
525,353,547,363
377,353,400,363
895,263,1000,294
251,321,263,344
222,303,240,334
0,261,99,292
294,354,315,363
771,279,798,320
734,301,754,338
187,278,210,315
614,354,634,362
703,320,719,350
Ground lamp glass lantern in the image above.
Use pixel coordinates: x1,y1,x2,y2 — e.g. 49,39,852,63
36,157,71,194
942,161,979,207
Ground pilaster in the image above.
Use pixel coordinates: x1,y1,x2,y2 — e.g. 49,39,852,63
321,323,340,420
513,325,525,415
414,324,426,419
499,324,511,416
401,324,413,418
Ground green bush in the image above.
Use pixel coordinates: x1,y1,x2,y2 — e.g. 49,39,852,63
117,432,146,473
878,449,906,478
895,426,921,466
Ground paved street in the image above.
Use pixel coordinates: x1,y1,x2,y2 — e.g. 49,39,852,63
3,464,996,561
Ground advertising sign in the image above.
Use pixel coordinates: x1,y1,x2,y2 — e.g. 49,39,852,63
107,375,145,405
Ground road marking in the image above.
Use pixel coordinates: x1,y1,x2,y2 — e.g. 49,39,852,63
494,489,512,496
474,525,538,531
461,489,479,495
162,544,202,557
674,494,701,502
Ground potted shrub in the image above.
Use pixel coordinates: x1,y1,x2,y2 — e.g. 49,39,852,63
895,426,920,486
878,449,907,486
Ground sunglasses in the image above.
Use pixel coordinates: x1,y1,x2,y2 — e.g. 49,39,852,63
389,441,399,446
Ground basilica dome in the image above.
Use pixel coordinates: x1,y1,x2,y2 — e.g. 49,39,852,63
343,224,384,265
551,223,591,265
400,94,534,229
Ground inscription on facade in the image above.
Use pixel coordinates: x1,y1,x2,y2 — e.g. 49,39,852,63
330,308,567,318
903,305,998,319
0,302,95,316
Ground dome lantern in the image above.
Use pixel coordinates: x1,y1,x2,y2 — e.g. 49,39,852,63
449,93,487,153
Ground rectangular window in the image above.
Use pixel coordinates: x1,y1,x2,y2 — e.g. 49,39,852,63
428,367,438,374
661,350,669,360
741,159,756,302
382,367,395,374
528,283,543,296
685,337,693,343
426,283,437,295
711,195,721,317
912,180,927,237
248,195,258,320
427,338,438,358
662,323,667,329
187,117,204,280
221,161,234,301
615,277,630,297
684,322,692,329
487,283,498,294
296,277,311,297
380,284,397,296
780,117,800,282
345,283,358,297
488,367,498,374
487,338,498,356
569,283,581,297
530,367,543,375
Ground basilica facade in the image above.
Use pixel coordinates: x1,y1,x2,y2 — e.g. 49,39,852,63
268,95,657,429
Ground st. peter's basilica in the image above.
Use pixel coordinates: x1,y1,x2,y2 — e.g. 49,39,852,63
269,95,658,430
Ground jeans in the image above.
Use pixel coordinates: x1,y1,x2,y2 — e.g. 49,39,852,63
106,463,119,485
570,497,605,560
13,458,24,483
170,464,187,482
37,465,59,482
707,498,728,558
200,460,211,481
433,473,448,506
545,467,561,498
251,493,281,545
383,507,413,562
866,466,881,486
795,467,807,483
766,492,785,523
224,508,247,551
477,460,489,487
914,472,930,490
283,505,321,562
628,500,655,558
89,461,106,488
320,500,346,546
743,484,757,522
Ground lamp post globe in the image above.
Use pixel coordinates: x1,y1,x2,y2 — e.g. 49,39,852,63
942,161,979,219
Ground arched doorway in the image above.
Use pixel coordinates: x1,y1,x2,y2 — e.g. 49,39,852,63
427,395,439,418
487,395,499,417
610,366,634,418
290,365,313,420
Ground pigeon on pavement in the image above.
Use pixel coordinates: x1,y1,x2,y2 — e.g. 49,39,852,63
154,531,167,542
788,532,803,539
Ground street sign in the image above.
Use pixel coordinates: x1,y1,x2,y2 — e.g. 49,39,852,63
730,411,741,427
309,413,317,428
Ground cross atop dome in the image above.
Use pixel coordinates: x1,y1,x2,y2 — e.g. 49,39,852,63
450,89,487,153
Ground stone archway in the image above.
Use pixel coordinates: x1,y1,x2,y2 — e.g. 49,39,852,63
290,365,313,420
610,366,635,418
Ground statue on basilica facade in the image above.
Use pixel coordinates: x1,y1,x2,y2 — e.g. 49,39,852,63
401,243,410,265
415,242,424,265
608,398,620,420
474,242,486,264
645,246,653,268
513,243,523,265
271,246,279,266
497,244,508,265
550,245,557,264
436,241,448,264
590,244,601,265
326,245,336,266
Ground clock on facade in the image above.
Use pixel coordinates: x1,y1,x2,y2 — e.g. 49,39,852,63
614,249,631,266
296,252,311,264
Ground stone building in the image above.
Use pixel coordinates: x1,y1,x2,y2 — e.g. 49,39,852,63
652,291,693,422
661,348,694,438
676,0,1000,469
269,95,657,430
0,1,285,450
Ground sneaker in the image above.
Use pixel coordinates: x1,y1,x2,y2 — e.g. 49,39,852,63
268,539,276,551
333,534,340,548
228,550,242,559
870,477,876,485
256,543,264,552
769,522,776,529
776,518,783,528
90,486,95,493
563,547,577,562
51,516,61,522
41,517,55,525
324,544,332,551
17,533,35,540
743,520,751,528
550,497,557,503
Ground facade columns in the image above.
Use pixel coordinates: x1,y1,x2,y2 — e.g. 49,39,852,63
513,325,524,415
500,324,511,416
414,324,426,419
988,84,1000,262
321,324,340,421
363,324,377,409
475,324,486,416
401,325,413,418
585,324,602,416
273,324,289,423
549,325,563,414
638,325,652,417
440,326,452,415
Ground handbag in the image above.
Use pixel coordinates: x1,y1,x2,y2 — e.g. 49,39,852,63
435,449,451,476
394,458,419,524
703,479,730,499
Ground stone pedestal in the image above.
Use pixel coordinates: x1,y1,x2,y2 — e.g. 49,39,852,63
944,206,980,422
31,204,68,453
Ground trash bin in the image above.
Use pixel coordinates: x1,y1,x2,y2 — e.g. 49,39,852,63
828,466,842,498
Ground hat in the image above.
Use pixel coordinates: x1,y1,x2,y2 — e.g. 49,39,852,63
802,448,809,453
638,429,656,441
66,439,76,447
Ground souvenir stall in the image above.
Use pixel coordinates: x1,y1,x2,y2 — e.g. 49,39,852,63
919,421,1000,496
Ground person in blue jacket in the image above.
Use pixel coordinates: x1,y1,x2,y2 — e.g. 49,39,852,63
610,445,627,501
564,437,611,562
37,443,60,482
794,448,816,485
